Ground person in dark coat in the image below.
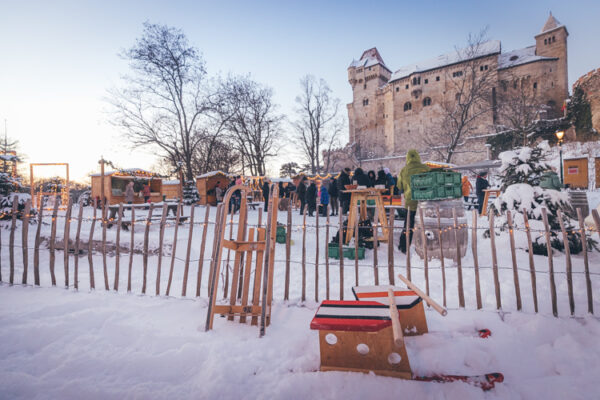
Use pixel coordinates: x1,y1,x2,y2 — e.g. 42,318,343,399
306,181,317,217
337,168,352,215
328,178,339,216
262,180,270,212
375,170,387,186
297,176,308,215
366,170,376,188
476,171,490,215
353,167,370,187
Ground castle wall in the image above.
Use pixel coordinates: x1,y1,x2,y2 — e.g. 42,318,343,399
573,68,600,134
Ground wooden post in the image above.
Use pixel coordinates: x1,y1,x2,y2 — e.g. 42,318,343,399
506,210,522,310
338,209,344,300
197,205,210,297
228,199,248,320
223,212,234,299
21,199,31,284
73,199,84,290
258,207,263,228
142,203,154,294
301,205,307,302
100,158,105,210
9,196,18,284
387,210,395,286
181,204,195,297
405,209,411,281
63,198,72,287
576,208,593,314
49,195,59,286
206,205,222,298
315,203,320,302
388,288,404,347
156,202,168,295
522,210,538,313
101,202,109,290
372,207,379,286
418,207,428,296
166,201,182,296
88,199,97,290
488,211,501,310
452,207,465,308
114,203,123,291
127,207,135,293
397,273,448,316
471,209,481,309
284,203,291,300
354,205,359,286
33,202,43,286
557,209,574,315
541,208,558,317
325,205,330,300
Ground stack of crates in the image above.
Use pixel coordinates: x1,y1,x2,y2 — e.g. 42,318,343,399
410,171,462,201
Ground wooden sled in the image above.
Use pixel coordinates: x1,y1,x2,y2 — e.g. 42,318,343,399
205,184,279,336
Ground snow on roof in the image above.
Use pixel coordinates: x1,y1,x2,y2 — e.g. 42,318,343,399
390,40,501,82
497,45,556,70
349,47,390,71
540,12,563,34
89,168,156,177
270,177,293,183
196,170,231,179
162,180,180,185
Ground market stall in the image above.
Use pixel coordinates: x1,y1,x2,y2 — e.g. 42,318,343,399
90,169,162,205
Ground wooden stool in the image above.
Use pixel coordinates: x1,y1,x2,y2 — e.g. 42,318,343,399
344,188,389,244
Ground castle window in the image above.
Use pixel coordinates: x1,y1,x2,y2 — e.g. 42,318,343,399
405,84,409,89
424,79,428,84
533,82,537,89
436,76,440,81
364,84,367,89
368,67,372,71
452,71,463,78
423,97,432,107
403,102,412,111
362,98,369,106
544,38,547,45
552,36,556,42
359,79,363,83
455,93,461,101
501,81,507,91
513,81,517,89
396,87,399,92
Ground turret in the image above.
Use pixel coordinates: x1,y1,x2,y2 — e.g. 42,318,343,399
534,12,568,100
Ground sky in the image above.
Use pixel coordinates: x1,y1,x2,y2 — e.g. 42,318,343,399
1,0,599,182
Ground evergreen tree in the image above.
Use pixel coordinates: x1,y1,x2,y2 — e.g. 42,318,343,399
489,141,596,255
182,180,200,205
567,86,597,141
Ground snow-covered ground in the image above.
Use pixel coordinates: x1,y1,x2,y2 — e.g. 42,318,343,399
1,203,600,399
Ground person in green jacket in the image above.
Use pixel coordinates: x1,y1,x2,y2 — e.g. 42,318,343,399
397,149,430,253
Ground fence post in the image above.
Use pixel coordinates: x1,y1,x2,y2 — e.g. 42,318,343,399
88,199,97,290
34,203,44,286
142,203,154,294
197,205,210,297
73,199,84,290
522,210,538,313
372,207,379,286
576,208,593,314
166,201,182,296
488,211,501,310
438,206,447,307
338,210,344,300
405,209,411,281
387,208,395,286
9,195,18,284
206,205,222,297
325,205,330,300
128,207,135,293
541,208,558,317
301,205,307,302
315,203,320,302
557,209,574,315
181,204,195,297
354,205,359,286
49,195,59,286
101,202,109,290
418,207,428,296
21,199,31,284
156,203,168,296
471,209,481,309
284,203,291,300
114,203,123,291
63,198,72,287
506,210,522,311
452,207,465,308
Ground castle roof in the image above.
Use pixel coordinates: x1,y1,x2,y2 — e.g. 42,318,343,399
389,40,501,83
497,45,557,70
540,12,562,33
349,47,391,72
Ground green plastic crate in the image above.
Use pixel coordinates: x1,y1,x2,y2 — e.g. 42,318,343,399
343,246,365,260
411,171,461,189
328,243,343,259
413,185,462,201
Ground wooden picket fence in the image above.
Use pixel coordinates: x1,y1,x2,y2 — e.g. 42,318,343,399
2,194,600,318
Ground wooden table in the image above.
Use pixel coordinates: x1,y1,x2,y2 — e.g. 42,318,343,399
481,189,502,216
343,188,389,244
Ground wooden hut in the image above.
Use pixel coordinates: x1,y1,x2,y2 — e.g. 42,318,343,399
196,171,232,206
91,169,163,205
161,179,181,201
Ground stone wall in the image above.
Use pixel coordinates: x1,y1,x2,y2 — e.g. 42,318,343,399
574,68,600,133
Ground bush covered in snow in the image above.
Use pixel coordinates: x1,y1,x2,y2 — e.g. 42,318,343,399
489,141,596,255
183,180,200,205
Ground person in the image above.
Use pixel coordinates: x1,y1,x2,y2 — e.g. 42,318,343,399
396,150,430,253
328,178,339,216
297,176,308,215
337,168,352,214
461,175,473,202
306,180,317,217
476,171,490,215
320,182,330,216
375,170,387,186
384,168,395,188
142,183,151,203
125,181,135,204
278,181,285,198
353,167,370,187
262,179,270,212
215,181,224,203
367,170,376,188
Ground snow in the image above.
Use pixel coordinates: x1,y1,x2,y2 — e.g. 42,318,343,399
196,171,231,179
389,40,501,83
2,202,600,398
497,46,556,70
162,180,180,185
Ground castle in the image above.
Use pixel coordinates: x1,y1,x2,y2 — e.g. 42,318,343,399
347,13,569,168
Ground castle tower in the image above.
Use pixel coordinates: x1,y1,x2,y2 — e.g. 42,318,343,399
534,12,569,106
347,48,391,153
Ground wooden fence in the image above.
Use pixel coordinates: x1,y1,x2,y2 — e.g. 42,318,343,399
2,194,600,318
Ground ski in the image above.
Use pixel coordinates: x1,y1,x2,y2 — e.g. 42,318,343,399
421,328,491,339
413,372,504,391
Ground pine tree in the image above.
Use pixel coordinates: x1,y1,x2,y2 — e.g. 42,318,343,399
182,180,200,205
489,141,596,255
567,86,597,141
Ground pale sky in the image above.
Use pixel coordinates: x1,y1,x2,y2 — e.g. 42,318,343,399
2,0,599,182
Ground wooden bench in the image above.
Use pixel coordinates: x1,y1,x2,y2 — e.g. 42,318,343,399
107,202,184,229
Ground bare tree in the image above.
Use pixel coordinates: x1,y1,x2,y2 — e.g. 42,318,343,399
219,75,282,176
193,137,240,174
108,22,214,180
292,75,343,174
425,30,496,163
